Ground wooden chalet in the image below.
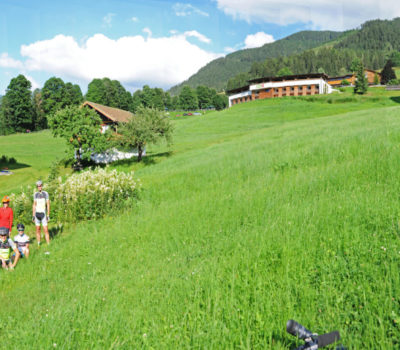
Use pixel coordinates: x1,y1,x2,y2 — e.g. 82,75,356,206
327,74,354,87
83,101,133,133
327,69,381,87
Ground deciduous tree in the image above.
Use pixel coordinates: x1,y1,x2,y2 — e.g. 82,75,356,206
42,77,68,117
85,78,132,110
115,107,173,162
48,106,108,168
179,86,198,111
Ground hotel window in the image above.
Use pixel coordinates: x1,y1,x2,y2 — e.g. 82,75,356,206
291,87,295,91
307,85,312,90
299,86,303,91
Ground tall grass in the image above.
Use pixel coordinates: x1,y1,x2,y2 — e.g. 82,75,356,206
10,168,139,224
1,95,400,348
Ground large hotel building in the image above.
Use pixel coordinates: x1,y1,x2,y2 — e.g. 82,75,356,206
227,73,333,107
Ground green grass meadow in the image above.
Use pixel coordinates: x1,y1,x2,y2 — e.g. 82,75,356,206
1,89,400,348
0,130,67,196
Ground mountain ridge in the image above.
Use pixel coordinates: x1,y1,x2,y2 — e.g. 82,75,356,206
169,18,400,94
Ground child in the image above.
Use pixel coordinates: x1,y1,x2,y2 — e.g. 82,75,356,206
0,227,20,270
13,223,30,258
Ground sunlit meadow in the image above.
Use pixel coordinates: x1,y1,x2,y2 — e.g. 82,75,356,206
1,89,400,348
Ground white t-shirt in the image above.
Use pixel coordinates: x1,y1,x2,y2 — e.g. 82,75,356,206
34,191,49,213
13,233,30,248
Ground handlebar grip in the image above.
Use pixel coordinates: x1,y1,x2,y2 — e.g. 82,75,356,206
317,331,340,347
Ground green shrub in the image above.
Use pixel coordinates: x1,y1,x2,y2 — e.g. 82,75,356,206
0,155,17,165
387,79,400,85
341,79,351,86
10,168,140,224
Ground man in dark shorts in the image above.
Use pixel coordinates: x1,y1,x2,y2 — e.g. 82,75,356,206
32,180,50,246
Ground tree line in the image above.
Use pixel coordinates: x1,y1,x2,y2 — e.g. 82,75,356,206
226,48,397,91
0,75,228,136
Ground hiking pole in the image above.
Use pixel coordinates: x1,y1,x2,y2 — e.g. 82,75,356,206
286,320,345,350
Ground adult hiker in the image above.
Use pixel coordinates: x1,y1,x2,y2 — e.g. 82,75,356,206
0,227,20,270
13,223,30,258
0,195,13,236
32,180,50,246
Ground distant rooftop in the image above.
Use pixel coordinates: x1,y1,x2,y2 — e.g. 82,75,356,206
83,101,133,123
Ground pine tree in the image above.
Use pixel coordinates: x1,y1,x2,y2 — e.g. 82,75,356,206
354,62,368,94
380,59,397,84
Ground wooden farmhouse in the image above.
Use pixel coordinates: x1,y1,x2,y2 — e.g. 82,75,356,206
82,101,133,133
82,101,144,163
327,69,381,87
227,73,333,107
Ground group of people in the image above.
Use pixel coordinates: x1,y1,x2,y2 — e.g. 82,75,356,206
0,180,50,270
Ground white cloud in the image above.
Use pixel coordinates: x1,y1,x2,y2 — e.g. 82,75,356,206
215,0,400,30
173,3,209,17
0,53,23,69
17,33,221,88
131,16,138,22
184,30,211,44
142,27,152,37
103,13,115,28
244,32,275,48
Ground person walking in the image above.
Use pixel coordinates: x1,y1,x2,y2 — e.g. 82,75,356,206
0,195,13,236
32,180,50,246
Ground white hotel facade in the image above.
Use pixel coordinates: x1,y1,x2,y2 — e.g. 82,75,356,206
227,73,333,107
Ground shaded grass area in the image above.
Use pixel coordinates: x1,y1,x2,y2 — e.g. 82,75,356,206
0,130,67,196
1,99,400,348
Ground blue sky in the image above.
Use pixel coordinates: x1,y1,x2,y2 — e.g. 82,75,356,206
1,0,399,94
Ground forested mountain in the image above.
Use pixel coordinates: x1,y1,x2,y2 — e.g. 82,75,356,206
169,31,343,95
170,18,400,94
336,18,400,51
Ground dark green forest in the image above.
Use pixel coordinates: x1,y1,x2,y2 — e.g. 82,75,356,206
169,30,343,95
170,18,400,93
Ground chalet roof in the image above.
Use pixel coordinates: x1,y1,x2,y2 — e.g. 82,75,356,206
83,101,133,123
327,74,354,81
226,85,250,95
248,73,329,85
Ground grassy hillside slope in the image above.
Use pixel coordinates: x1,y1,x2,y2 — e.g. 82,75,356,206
0,130,67,196
1,92,400,348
